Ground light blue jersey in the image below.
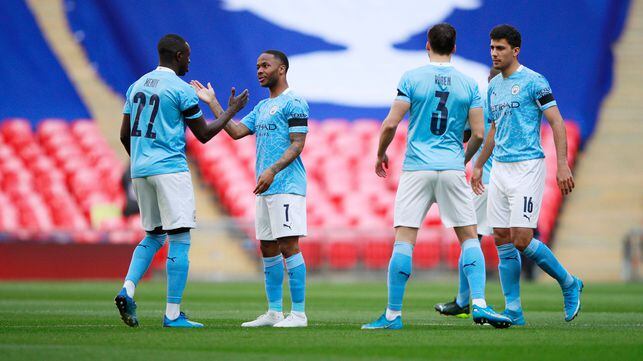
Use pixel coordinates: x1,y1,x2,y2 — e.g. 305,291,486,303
241,89,308,196
487,65,556,163
470,99,494,184
123,67,202,178
396,63,482,171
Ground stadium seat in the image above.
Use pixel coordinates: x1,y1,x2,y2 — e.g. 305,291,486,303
185,118,581,270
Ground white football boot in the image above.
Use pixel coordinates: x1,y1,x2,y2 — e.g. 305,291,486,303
273,312,308,328
241,310,284,327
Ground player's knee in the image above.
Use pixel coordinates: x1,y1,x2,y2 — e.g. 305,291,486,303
278,237,300,258
166,227,190,235
260,241,280,257
493,228,511,246
512,237,532,252
147,226,165,235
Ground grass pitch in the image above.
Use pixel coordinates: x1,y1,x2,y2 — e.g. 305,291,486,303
0,280,641,360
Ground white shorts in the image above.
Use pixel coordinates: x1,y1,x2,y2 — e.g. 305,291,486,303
256,194,307,241
132,172,196,231
487,158,546,229
474,188,492,236
394,170,476,229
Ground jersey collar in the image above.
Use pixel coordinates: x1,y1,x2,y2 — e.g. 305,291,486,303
155,66,176,74
429,62,453,67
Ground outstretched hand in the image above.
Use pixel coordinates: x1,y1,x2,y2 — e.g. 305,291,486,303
228,87,249,113
190,80,216,105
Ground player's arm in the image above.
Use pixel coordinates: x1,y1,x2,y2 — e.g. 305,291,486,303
463,129,472,143
120,114,131,156
191,80,252,140
543,106,574,195
463,107,484,164
375,100,410,177
471,122,496,195
187,87,249,143
253,132,307,195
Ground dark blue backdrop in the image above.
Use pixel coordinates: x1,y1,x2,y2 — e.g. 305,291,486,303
66,0,630,141
0,0,89,122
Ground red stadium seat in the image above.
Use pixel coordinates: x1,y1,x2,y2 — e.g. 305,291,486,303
328,238,359,270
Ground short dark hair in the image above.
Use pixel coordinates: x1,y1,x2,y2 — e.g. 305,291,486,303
264,49,289,72
158,34,188,62
427,23,456,55
490,25,521,48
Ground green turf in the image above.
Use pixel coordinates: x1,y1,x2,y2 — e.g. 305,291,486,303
0,280,641,360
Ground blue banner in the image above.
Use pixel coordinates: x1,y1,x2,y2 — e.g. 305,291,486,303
67,0,630,141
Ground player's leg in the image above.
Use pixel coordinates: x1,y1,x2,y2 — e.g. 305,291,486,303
153,172,202,327
242,196,285,327
438,170,510,328
268,194,308,328
494,227,524,325
273,236,307,327
509,159,583,322
362,171,433,330
115,177,164,327
487,162,524,325
162,227,202,327
436,187,491,318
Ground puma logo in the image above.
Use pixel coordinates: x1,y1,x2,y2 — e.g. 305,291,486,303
137,245,148,249
463,261,477,268
501,256,519,261
523,214,531,221
399,271,411,279
167,256,177,263
283,223,292,229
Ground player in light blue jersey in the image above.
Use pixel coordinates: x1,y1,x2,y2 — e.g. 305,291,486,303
362,23,511,330
115,34,248,328
192,50,309,328
435,67,501,319
472,25,582,324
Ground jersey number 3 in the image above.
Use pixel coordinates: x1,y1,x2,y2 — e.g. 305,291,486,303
131,92,159,139
430,91,449,135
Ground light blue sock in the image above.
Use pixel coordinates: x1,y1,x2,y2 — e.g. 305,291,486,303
263,255,284,312
522,238,574,289
387,241,414,311
125,233,166,284
455,251,470,308
166,232,190,304
461,239,486,301
497,243,522,311
285,253,306,313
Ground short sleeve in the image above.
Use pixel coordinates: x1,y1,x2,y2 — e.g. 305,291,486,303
240,104,259,134
531,75,557,111
286,97,309,134
470,82,482,109
179,86,203,120
395,72,411,103
122,84,134,114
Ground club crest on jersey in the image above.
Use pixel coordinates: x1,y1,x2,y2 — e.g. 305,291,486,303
269,105,279,115
511,84,520,95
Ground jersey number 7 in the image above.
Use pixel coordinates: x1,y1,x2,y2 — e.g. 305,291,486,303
131,92,159,139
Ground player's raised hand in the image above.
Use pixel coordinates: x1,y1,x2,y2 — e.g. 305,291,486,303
228,87,249,113
471,167,485,195
190,80,216,105
375,154,389,178
557,164,575,195
254,168,275,195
